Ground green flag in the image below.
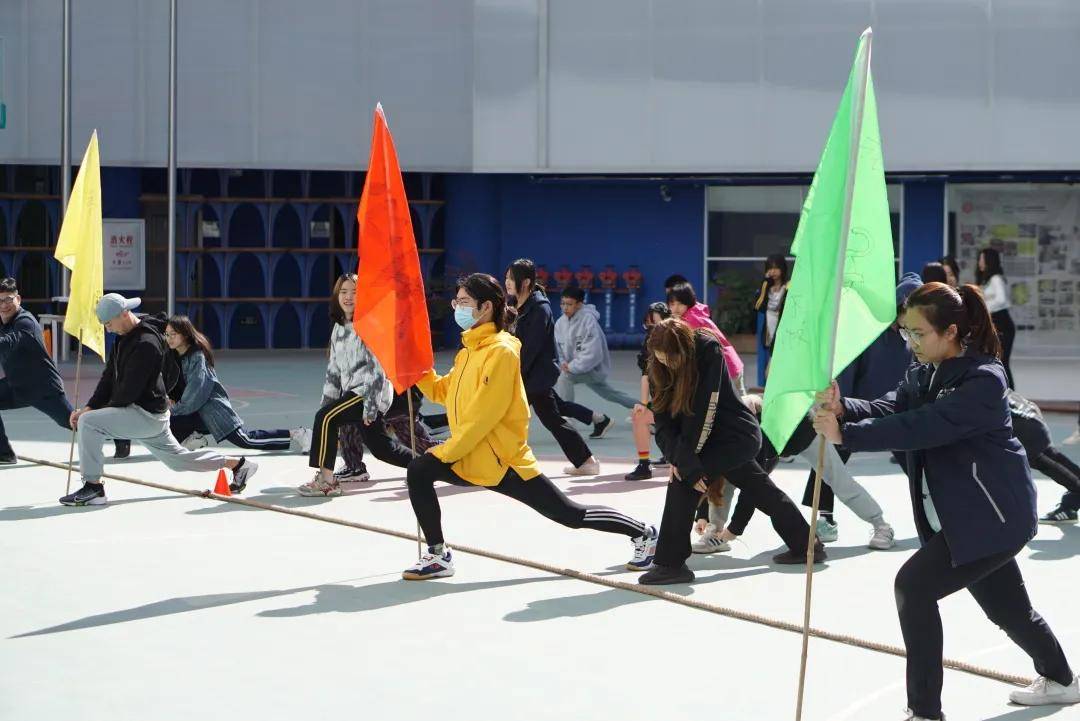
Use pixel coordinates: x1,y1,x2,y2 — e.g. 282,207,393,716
761,31,897,454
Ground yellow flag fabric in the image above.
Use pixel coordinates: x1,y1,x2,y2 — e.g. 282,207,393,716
54,132,105,359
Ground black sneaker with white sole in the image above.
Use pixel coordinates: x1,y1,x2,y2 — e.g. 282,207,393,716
1039,505,1078,524
589,415,613,439
59,482,107,506
333,464,371,483
229,458,258,493
624,461,653,481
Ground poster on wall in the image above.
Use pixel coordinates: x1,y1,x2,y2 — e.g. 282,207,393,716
955,190,1080,347
103,219,146,290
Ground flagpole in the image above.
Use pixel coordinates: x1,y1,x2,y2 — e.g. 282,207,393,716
795,27,873,721
166,0,177,316
59,0,72,362
64,330,84,495
406,390,422,559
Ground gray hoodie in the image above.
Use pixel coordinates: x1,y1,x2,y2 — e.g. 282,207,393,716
554,304,611,376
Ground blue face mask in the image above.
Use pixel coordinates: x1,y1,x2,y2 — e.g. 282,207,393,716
454,306,478,330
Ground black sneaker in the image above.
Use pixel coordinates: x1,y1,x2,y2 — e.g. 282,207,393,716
0,452,16,465
590,415,613,439
333,465,371,483
113,440,131,459
59,482,107,506
624,461,653,481
1039,505,1079,525
638,563,695,585
773,541,827,565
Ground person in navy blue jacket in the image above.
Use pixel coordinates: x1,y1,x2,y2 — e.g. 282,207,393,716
504,259,600,476
814,282,1078,719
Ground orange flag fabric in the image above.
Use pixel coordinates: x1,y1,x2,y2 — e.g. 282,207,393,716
354,103,433,394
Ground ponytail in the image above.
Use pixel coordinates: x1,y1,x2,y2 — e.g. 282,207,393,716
957,284,1002,359
904,281,1002,359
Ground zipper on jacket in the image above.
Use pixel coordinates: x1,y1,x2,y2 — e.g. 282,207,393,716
971,461,1006,523
452,349,471,426
486,439,502,466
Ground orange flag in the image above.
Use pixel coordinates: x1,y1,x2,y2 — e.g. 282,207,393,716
354,103,433,393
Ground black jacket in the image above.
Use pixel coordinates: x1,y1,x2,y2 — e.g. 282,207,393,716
654,331,761,487
512,290,560,395
1007,391,1052,459
841,354,1037,566
87,317,170,414
0,308,65,401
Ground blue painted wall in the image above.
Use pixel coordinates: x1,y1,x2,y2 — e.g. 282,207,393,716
902,181,946,277
442,174,705,347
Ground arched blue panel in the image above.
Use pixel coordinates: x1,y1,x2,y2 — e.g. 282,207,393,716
307,304,332,349
199,305,223,348
229,253,265,298
229,204,265,248
309,205,332,249
229,303,266,349
271,204,302,248
272,303,302,349
16,252,48,300
310,171,345,198
0,209,8,247
272,254,302,296
201,255,223,297
190,169,221,197
309,255,331,298
15,201,49,246
272,171,302,197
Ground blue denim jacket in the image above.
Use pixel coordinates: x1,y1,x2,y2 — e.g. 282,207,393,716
171,349,243,441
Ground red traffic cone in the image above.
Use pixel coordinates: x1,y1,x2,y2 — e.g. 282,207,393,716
213,469,231,496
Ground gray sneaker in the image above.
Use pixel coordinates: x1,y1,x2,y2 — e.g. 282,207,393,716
869,523,895,550
815,517,839,543
230,459,258,493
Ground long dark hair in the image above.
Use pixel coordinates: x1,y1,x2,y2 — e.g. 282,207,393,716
940,255,961,285
507,258,542,303
167,315,216,367
764,254,789,284
646,317,700,416
976,247,1005,286
904,282,1002,359
458,273,509,332
329,273,358,325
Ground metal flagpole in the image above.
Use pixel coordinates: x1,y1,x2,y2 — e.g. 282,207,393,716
59,0,72,361
795,27,874,721
166,0,178,315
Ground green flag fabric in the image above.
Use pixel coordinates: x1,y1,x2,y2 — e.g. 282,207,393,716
761,33,897,454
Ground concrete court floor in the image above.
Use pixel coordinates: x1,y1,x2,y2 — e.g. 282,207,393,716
2,350,1079,721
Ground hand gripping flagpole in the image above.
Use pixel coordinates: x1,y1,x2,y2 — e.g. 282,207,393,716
64,330,84,495
795,27,873,721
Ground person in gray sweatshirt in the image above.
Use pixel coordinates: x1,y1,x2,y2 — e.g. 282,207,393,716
554,287,638,423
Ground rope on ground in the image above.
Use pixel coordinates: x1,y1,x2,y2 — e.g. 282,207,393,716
20,453,1033,688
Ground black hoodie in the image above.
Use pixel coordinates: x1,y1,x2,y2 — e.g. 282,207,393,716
512,289,561,395
86,316,170,414
0,307,65,401
653,331,761,487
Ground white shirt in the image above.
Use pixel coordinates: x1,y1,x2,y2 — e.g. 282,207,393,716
982,274,1010,313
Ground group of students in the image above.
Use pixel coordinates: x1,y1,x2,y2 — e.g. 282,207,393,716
3,253,1080,719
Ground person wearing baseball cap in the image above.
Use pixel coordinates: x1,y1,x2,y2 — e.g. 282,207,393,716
59,293,258,506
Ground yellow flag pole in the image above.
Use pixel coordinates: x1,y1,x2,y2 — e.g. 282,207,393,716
64,330,84,494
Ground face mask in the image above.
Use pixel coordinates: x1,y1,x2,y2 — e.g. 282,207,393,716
454,306,478,331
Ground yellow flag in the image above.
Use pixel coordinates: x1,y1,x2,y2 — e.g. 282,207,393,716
54,131,105,359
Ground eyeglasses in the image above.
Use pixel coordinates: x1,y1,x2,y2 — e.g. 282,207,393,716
0,296,16,306
898,327,925,346
450,297,476,310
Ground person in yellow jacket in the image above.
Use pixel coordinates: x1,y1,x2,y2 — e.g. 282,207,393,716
402,273,658,580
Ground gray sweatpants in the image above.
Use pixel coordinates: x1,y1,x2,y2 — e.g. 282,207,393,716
708,442,884,528
78,406,230,483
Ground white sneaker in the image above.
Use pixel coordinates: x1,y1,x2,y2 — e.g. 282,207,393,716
815,517,839,543
290,427,312,453
564,458,601,476
1009,674,1080,706
297,473,341,497
182,432,208,451
691,523,731,554
402,546,455,580
626,525,658,570
902,709,943,721
1064,428,1080,446
869,523,896,550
